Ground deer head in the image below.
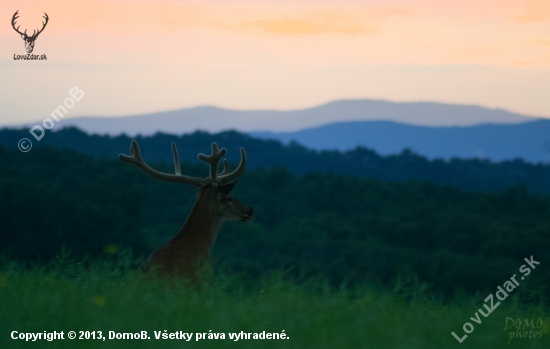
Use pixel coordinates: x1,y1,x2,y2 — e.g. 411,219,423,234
12,11,49,54
119,141,254,281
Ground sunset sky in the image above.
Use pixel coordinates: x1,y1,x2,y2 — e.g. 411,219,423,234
1,0,549,126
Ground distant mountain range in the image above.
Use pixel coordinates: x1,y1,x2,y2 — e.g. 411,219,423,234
251,119,550,163
10,99,537,136
5,99,549,163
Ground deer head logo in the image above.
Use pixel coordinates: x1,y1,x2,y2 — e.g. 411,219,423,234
12,11,49,54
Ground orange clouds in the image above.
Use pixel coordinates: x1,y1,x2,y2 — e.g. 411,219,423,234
2,0,548,68
2,1,411,35
514,13,545,23
512,0,550,23
237,18,363,35
2,0,550,123
222,13,372,36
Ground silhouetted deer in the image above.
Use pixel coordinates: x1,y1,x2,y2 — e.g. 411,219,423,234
119,141,254,284
12,11,49,53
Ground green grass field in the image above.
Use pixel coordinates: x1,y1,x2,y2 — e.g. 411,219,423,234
1,255,548,349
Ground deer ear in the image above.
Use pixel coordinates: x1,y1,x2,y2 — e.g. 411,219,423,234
218,180,239,195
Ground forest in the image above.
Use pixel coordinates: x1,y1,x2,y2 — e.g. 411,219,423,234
2,127,550,195
1,139,548,301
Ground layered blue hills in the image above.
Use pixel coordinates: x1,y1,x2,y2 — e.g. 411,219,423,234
251,119,550,163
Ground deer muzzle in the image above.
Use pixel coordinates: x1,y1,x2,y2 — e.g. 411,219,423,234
241,207,254,222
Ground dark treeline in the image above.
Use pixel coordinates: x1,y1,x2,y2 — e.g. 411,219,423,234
2,127,550,195
1,144,549,300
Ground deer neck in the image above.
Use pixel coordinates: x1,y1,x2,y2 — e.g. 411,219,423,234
173,193,223,258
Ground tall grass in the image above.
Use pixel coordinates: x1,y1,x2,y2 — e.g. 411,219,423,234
0,253,548,349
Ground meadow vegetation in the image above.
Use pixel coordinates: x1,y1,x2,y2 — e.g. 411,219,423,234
1,255,548,349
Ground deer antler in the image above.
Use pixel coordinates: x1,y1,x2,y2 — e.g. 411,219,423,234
198,143,246,185
119,140,209,187
34,13,49,38
11,11,48,38
198,143,227,183
11,11,25,36
219,159,229,176
119,141,246,187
